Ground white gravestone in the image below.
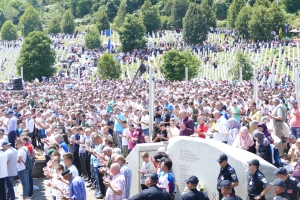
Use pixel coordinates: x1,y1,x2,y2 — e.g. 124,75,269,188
167,137,277,200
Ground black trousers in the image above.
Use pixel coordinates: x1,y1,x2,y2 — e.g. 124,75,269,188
0,178,5,200
73,151,82,176
86,152,91,180
98,172,106,196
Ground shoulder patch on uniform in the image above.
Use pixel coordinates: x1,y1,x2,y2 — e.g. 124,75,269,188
231,174,237,179
257,172,262,176
261,178,267,184
290,177,296,181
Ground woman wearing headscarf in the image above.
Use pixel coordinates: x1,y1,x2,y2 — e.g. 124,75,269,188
227,118,240,146
293,151,300,180
253,131,272,164
257,122,274,144
232,126,254,151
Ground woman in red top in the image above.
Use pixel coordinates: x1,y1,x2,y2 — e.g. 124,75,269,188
195,116,208,138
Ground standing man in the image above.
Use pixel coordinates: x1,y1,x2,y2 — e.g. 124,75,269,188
113,108,125,149
269,98,287,156
140,109,149,136
181,175,208,200
211,111,229,143
6,110,17,148
0,145,8,200
2,141,17,200
25,111,35,146
269,179,290,200
289,100,300,139
103,163,126,200
216,154,239,200
115,155,132,199
158,158,175,198
247,159,271,200
128,173,172,200
219,180,242,200
61,169,86,200
273,167,299,199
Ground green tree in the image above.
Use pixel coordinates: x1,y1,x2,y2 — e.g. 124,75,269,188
283,0,300,13
16,31,56,81
228,51,253,81
253,0,270,7
183,3,208,45
47,16,61,34
106,0,121,22
113,0,126,31
1,20,18,41
235,6,252,39
160,50,200,81
169,0,189,28
249,6,271,41
85,27,101,49
61,10,75,34
118,14,147,52
19,6,42,37
0,10,6,29
97,53,121,80
279,27,283,39
268,3,285,31
201,0,216,28
141,0,161,33
95,10,110,33
227,0,244,28
212,0,229,20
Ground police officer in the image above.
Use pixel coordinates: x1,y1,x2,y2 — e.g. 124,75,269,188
247,159,271,200
273,167,299,199
217,154,239,200
128,173,172,200
181,175,209,200
270,178,290,200
219,180,242,200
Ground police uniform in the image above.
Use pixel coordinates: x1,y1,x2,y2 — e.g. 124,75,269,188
217,164,238,199
221,193,242,200
284,176,300,199
248,170,269,200
272,192,290,200
273,166,300,199
181,189,208,200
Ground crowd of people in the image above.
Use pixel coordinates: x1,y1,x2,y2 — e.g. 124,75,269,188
0,70,298,200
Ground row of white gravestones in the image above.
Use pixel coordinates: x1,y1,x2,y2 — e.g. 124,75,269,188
0,45,21,82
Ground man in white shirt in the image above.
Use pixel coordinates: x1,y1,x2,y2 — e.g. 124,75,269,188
25,111,35,138
0,146,8,200
16,139,30,199
121,121,129,157
140,110,149,136
210,110,229,143
2,141,17,200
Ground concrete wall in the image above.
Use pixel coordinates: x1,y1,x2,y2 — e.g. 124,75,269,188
126,142,168,197
168,137,277,200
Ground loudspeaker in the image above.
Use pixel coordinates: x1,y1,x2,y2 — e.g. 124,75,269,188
9,78,23,90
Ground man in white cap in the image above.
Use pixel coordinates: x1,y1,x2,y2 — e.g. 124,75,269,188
157,147,167,155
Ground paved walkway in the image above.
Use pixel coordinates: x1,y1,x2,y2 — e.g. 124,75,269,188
15,177,99,200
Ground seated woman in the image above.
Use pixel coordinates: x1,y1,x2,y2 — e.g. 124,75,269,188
253,131,272,164
232,126,254,151
288,138,300,167
257,122,274,144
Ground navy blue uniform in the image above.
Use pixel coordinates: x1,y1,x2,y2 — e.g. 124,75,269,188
284,176,300,199
217,164,238,200
221,193,242,200
128,185,172,200
272,192,290,200
248,170,269,200
181,189,209,200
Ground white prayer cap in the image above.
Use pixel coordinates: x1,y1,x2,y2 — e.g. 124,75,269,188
157,147,166,153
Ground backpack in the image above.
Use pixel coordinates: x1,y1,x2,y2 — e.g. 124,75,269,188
22,148,35,170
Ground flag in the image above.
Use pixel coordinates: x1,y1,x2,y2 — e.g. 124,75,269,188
108,38,111,51
106,30,111,37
